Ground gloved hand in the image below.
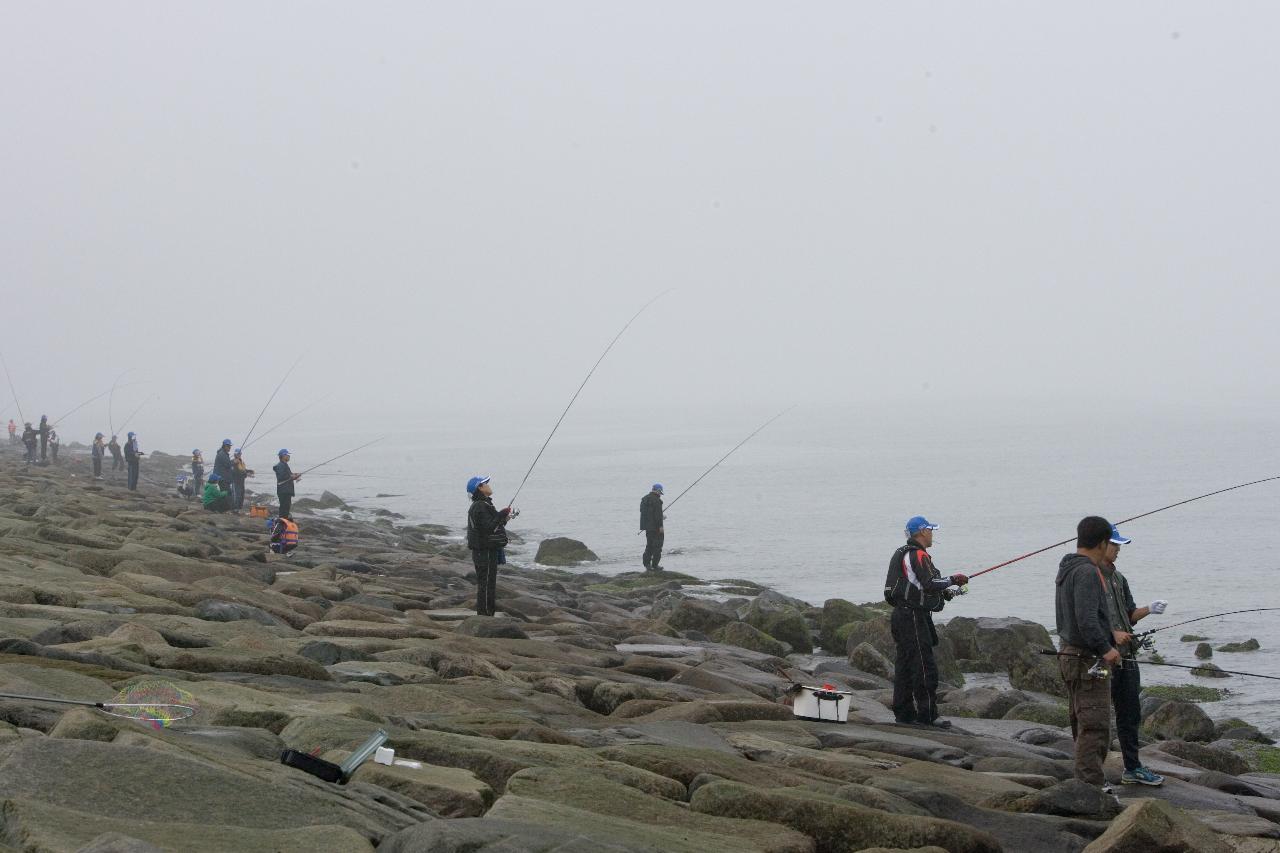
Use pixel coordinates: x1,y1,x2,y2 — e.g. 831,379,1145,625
510,508,521,519
1148,600,1167,614
942,588,956,601
498,507,512,521
949,574,969,587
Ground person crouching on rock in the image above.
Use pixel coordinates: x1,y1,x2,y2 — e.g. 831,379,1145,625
466,476,519,617
202,473,233,513
883,516,969,727
270,516,299,556
1100,524,1167,787
1055,515,1124,792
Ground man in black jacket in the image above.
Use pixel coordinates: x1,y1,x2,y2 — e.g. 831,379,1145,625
640,484,665,572
37,416,50,462
883,516,968,727
123,432,144,491
466,475,517,617
1055,515,1124,789
274,449,299,519
213,439,234,487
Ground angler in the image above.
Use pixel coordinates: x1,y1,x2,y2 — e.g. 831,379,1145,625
231,448,254,511
123,432,144,491
1099,524,1168,787
1054,516,1122,792
883,516,968,728
21,423,36,463
274,449,300,519
190,450,205,495
108,435,124,471
212,440,234,486
466,476,519,617
37,415,49,462
270,516,299,556
640,484,665,572
202,473,233,513
91,433,106,479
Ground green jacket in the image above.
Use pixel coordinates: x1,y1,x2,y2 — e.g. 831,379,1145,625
202,482,229,508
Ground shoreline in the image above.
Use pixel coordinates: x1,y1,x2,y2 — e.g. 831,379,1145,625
1,442,1278,850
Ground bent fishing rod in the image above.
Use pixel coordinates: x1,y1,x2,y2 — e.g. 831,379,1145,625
664,406,796,514
118,396,158,435
506,290,672,509
0,351,25,424
240,355,303,451
969,474,1280,581
243,392,333,451
1135,608,1280,639
1041,650,1280,681
276,436,387,485
108,369,132,437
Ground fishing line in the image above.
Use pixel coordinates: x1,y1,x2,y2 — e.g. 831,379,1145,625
118,395,158,435
243,392,332,451
507,290,672,509
1041,650,1280,681
970,474,1280,580
1136,608,1280,638
240,355,303,451
0,352,25,424
108,369,132,437
278,436,387,484
663,406,795,514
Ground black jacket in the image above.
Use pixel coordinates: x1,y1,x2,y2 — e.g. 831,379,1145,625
640,491,664,531
467,493,510,551
274,461,295,496
1055,553,1114,657
884,537,953,611
124,437,141,463
213,448,233,483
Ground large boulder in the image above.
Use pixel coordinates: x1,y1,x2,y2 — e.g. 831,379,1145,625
818,599,878,653
712,622,789,657
849,642,893,680
1215,639,1260,652
1008,648,1067,698
944,616,1052,669
937,686,1032,720
1195,643,1213,659
1149,740,1250,775
655,597,736,636
985,778,1122,819
1003,702,1071,728
743,600,813,654
534,538,599,566
1143,701,1215,743
1081,798,1232,853
845,615,963,687
690,779,1001,853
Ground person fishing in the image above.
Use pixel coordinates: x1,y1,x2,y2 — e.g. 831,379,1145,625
37,415,50,462
640,483,665,571
123,431,144,491
108,434,123,471
190,450,205,496
883,516,969,727
1054,515,1124,792
1100,525,1168,787
91,433,106,479
231,448,254,511
21,422,37,463
7,419,15,444
212,439,234,487
47,429,59,462
202,473,233,513
273,449,299,519
269,515,299,556
466,476,518,617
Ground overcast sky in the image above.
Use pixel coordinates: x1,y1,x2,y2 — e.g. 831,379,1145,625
3,3,1278,446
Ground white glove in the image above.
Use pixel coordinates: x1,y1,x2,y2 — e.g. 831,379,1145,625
1148,600,1168,615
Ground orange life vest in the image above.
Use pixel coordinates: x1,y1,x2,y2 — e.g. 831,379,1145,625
280,518,299,547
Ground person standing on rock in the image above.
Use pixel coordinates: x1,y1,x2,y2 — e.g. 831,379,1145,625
123,431,144,490
37,415,50,462
640,483,665,571
231,448,253,511
91,433,106,479
274,449,299,519
883,516,969,728
7,419,15,444
1055,515,1124,791
1100,525,1167,787
21,423,37,463
108,434,123,470
466,475,518,617
213,439,234,487
48,429,59,462
191,450,205,496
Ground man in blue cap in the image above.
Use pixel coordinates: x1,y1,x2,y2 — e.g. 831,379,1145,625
466,476,518,616
274,449,300,519
1100,525,1168,787
640,483,665,572
883,516,969,726
213,439,234,489
123,432,144,491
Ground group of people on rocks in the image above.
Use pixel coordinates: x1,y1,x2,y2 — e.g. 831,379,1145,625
880,512,1169,801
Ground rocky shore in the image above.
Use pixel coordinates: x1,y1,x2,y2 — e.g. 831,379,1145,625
0,444,1277,852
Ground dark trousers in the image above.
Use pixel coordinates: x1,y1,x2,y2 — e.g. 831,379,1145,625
39,438,47,461
643,529,664,570
472,549,499,616
112,454,123,470
278,492,292,519
1111,660,1142,771
205,494,233,513
890,606,939,723
127,461,140,490
233,480,246,510
24,442,36,462
93,457,102,476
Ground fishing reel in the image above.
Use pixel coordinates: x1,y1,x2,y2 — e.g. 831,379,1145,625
1086,660,1110,680
1135,635,1156,653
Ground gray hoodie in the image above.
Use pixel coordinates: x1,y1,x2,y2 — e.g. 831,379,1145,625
1054,553,1114,657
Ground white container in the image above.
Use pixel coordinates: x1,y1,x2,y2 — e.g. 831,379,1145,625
373,746,395,766
791,685,853,723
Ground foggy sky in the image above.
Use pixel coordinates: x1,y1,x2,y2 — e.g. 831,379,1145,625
3,3,1278,449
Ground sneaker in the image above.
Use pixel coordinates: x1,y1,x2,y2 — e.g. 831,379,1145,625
1101,782,1115,794
924,719,952,729
1121,766,1165,786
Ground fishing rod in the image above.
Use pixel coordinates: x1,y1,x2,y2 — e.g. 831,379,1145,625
506,290,672,509
118,395,157,435
663,406,796,514
1041,650,1280,681
108,369,131,437
51,387,115,427
969,474,1280,581
0,352,25,424
1136,608,1280,638
240,355,303,451
243,392,332,451
276,436,387,484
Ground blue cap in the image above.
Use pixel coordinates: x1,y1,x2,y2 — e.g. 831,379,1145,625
222,439,232,446
192,449,200,455
906,515,938,535
127,432,136,439
208,473,221,483
466,475,491,495
1109,525,1131,545
278,448,290,457
652,483,663,493
234,448,242,455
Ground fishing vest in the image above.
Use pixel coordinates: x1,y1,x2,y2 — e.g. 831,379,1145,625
280,519,299,547
884,544,945,612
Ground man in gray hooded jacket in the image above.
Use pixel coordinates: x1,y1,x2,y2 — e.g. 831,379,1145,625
1055,515,1123,789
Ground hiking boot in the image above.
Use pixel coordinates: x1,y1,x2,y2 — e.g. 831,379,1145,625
1121,766,1164,786
1101,782,1115,794
924,718,952,729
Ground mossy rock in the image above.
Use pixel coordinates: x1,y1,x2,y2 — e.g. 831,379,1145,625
1141,684,1226,703
534,537,599,566
1194,643,1213,659
1180,634,1209,642
818,599,877,653
712,622,789,657
1215,639,1260,652
1002,701,1070,728
1190,662,1230,679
